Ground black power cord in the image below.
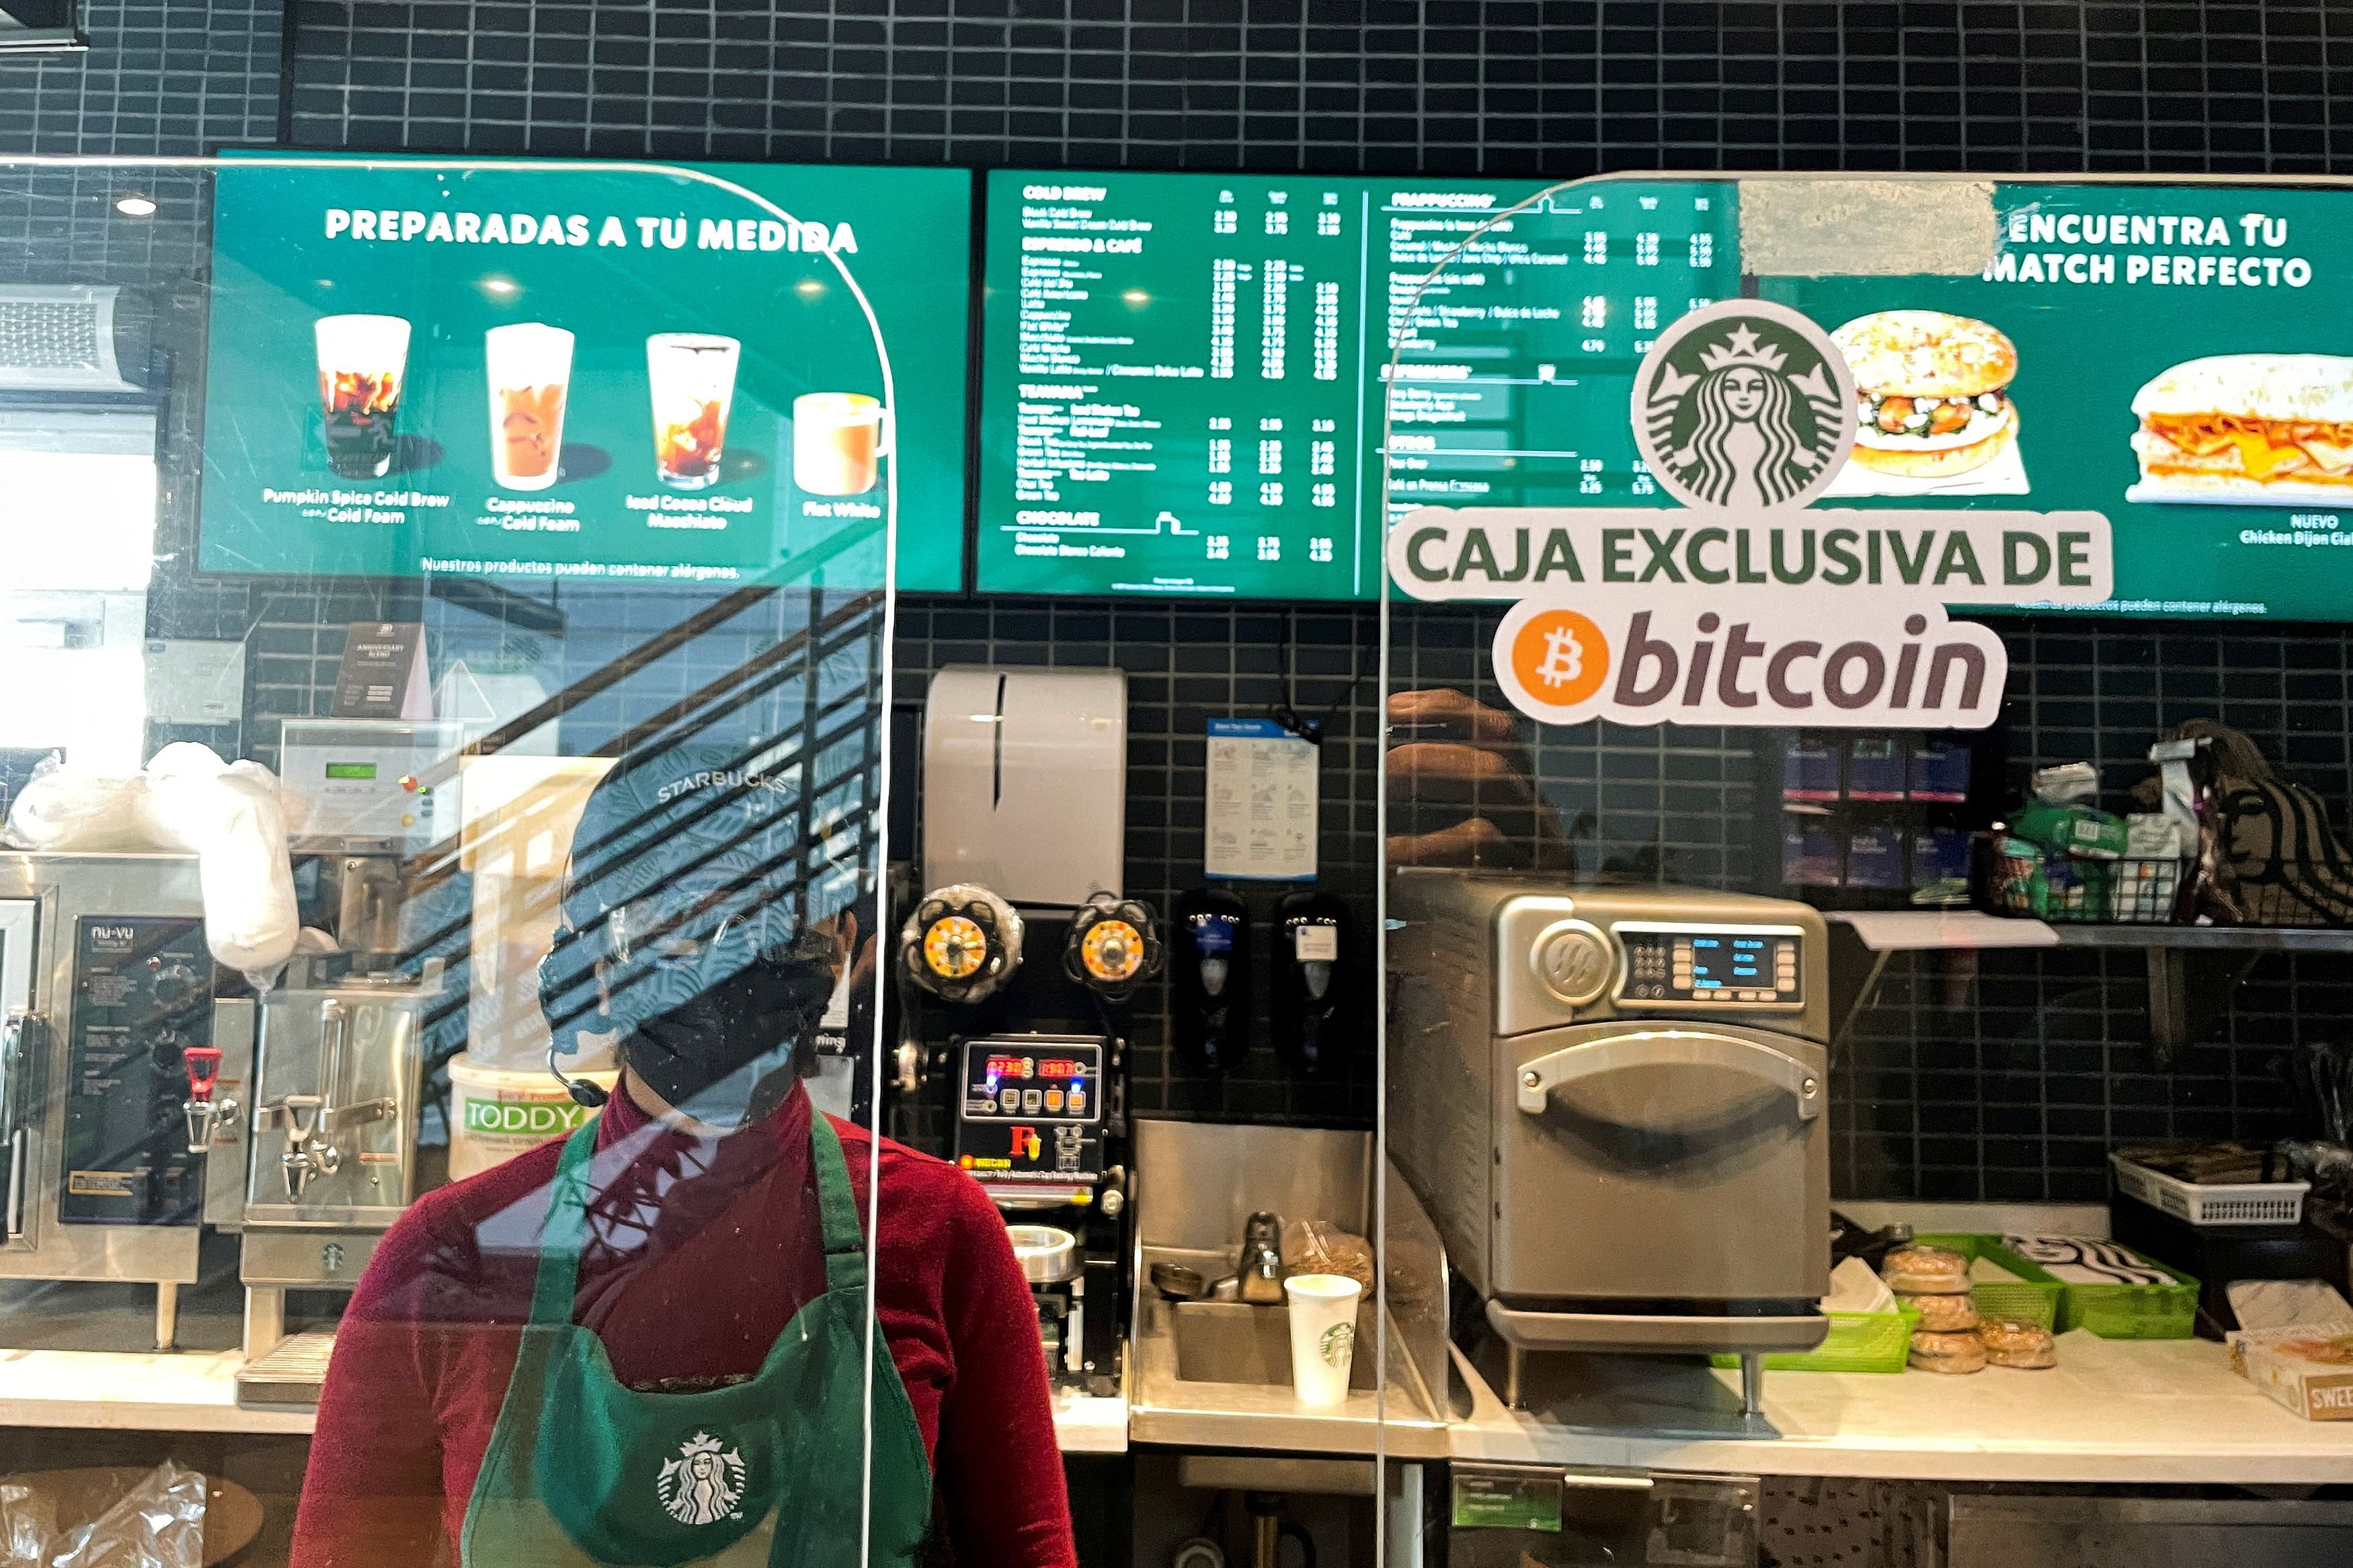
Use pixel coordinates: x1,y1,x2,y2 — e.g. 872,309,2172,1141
1269,606,1370,749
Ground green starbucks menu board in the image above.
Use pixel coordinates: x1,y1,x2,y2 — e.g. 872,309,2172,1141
981,171,2353,619
1378,181,1737,518
974,173,1739,598
199,157,969,589
979,172,1371,598
1757,185,2353,619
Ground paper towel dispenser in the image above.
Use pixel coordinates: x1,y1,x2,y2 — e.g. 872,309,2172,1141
922,667,1125,906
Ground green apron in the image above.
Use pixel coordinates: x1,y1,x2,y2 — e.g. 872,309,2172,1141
461,1112,933,1567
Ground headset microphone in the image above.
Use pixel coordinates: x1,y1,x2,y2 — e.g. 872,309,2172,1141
548,1041,611,1108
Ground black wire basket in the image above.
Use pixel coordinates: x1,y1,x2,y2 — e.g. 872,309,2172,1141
1970,832,2188,925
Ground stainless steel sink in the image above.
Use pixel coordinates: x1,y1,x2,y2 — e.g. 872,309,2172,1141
1168,1300,1376,1391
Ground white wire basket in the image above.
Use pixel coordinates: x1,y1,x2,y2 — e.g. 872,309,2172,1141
2111,1154,2308,1228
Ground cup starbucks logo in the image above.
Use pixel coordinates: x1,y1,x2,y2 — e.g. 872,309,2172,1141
1632,299,1854,513
657,1431,747,1526
1319,1321,1355,1368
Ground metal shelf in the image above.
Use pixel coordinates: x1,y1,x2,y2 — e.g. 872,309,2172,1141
2046,923,2353,953
1824,911,2352,1055
1827,910,2353,954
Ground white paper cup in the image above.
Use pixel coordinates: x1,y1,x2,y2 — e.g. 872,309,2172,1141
1283,1272,1361,1407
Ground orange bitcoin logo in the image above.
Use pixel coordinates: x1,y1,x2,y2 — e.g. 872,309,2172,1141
1508,608,1610,709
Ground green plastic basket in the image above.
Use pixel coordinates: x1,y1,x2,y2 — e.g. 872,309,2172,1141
1924,1233,2198,1340
1710,1308,1921,1374
2061,1267,2197,1338
1907,1233,2063,1330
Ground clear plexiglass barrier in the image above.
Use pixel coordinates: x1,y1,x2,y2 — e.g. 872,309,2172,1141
10,151,2353,1568
1376,171,2353,1561
0,153,1004,1565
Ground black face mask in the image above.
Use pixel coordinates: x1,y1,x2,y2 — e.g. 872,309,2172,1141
618,950,838,1129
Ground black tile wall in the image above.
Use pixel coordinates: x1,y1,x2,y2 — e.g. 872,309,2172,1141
0,0,282,157
892,595,1384,1124
13,0,2353,1184
1373,602,2353,1197
1835,621,2353,1202
282,1,2353,177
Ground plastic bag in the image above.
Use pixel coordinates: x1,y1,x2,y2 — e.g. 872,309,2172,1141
141,745,301,989
0,1480,56,1567
0,755,160,853
1282,1219,1373,1292
1,748,301,990
0,1464,204,1568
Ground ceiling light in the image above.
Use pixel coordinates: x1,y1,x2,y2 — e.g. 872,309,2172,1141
114,194,156,217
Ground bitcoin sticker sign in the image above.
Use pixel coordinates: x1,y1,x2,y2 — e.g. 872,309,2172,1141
1505,608,1611,718
1384,286,2114,730
1490,589,2009,729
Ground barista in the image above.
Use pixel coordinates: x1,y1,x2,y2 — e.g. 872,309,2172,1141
293,745,1074,1567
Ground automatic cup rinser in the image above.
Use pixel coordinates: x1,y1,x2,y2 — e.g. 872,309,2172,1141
1388,871,1830,1418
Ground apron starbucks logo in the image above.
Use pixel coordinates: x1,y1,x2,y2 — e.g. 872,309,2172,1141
1632,299,1856,513
657,1431,747,1526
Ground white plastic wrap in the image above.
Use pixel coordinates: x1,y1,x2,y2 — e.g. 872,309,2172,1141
0,1464,206,1568
141,744,301,988
0,756,159,852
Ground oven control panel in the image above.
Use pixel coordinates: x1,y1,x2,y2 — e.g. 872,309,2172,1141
1616,923,1804,1007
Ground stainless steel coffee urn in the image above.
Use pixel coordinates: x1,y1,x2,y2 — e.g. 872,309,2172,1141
1388,872,1831,1415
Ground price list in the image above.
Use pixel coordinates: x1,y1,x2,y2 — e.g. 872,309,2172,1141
976,173,1741,600
1375,182,1739,519
980,172,1368,597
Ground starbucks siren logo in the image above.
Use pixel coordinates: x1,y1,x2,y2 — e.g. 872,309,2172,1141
657,1431,746,1526
1319,1321,1355,1368
1632,299,1855,512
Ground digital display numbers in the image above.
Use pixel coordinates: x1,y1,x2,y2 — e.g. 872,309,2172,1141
977,173,1741,600
1685,936,1776,991
985,1054,1082,1081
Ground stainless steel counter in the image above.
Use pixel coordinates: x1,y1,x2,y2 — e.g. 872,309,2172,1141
1126,1245,1447,1458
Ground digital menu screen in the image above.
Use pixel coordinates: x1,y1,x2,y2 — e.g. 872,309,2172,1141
982,172,2353,618
198,155,971,589
1378,181,1737,515
973,172,1739,599
977,171,1373,599
1757,184,2353,620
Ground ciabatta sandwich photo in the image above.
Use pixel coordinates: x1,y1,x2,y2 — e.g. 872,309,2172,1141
2128,354,2353,505
1831,310,2020,478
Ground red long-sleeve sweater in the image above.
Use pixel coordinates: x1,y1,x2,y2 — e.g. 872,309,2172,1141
291,1081,1074,1567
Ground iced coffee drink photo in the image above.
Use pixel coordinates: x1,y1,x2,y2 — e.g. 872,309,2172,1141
314,313,411,480
645,332,741,489
485,323,574,491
